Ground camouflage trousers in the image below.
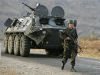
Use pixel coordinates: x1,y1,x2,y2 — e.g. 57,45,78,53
62,40,77,67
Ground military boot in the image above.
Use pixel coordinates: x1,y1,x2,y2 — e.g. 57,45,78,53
70,66,77,72
61,61,65,70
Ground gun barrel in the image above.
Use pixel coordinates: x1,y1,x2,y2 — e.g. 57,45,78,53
22,3,35,11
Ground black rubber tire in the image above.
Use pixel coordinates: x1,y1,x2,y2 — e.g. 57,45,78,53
8,35,14,54
4,35,9,53
20,35,30,57
14,35,20,56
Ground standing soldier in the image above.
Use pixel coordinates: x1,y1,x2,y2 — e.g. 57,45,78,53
61,20,78,72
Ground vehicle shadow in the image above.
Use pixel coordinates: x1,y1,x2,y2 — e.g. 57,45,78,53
2,52,63,69
29,53,61,58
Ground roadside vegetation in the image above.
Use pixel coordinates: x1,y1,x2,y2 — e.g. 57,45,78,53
78,36,100,59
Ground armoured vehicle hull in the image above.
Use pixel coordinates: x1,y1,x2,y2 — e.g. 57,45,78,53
4,3,66,57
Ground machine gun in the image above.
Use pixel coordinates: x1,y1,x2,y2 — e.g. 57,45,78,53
22,3,35,11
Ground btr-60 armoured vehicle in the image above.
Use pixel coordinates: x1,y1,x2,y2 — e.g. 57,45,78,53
4,3,66,57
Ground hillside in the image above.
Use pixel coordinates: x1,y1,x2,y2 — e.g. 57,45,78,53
0,0,100,38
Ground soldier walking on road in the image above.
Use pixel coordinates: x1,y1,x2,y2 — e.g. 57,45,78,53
61,20,78,72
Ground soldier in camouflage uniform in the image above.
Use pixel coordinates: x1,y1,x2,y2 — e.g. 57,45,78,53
61,20,78,72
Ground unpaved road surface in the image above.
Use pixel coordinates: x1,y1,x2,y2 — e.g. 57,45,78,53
0,42,100,75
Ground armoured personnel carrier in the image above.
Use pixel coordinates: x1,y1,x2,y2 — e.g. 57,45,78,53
4,3,66,57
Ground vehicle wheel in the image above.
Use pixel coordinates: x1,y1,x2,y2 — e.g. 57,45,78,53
4,34,9,53
8,35,14,54
14,35,20,56
20,35,30,57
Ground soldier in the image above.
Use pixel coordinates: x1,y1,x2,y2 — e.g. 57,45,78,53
61,20,78,72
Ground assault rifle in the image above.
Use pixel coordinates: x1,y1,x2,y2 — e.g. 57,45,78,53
61,29,82,52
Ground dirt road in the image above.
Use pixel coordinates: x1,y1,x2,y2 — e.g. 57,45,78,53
0,42,100,75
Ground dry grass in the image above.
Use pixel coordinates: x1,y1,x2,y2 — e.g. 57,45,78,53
0,62,17,75
78,38,100,59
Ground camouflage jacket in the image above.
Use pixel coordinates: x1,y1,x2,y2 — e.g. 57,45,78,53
62,28,78,44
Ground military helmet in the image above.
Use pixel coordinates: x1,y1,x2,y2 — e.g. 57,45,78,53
68,19,77,27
